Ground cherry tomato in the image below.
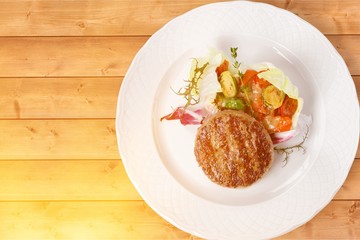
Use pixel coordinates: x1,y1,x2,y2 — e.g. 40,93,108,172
253,76,270,89
276,116,292,132
279,96,298,117
262,116,292,133
215,60,229,77
242,69,258,85
252,97,271,116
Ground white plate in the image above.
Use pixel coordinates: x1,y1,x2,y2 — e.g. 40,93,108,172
116,1,359,239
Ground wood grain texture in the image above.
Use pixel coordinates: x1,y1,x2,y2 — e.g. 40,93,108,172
0,119,119,159
0,76,358,120
355,76,360,96
0,0,359,36
328,36,360,76
0,159,357,201
0,118,356,160
0,200,358,240
277,201,360,239
0,0,220,36
0,77,122,119
0,201,193,240
0,37,146,77
0,36,360,77
335,160,360,200
0,160,141,201
278,0,360,35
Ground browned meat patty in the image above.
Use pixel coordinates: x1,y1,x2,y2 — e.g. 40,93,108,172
194,110,274,187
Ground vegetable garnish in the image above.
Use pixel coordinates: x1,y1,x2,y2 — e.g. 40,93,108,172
230,47,243,78
219,71,238,97
161,59,210,125
161,47,307,149
275,125,310,165
174,59,209,109
214,93,245,111
160,107,203,125
230,47,253,114
263,85,285,108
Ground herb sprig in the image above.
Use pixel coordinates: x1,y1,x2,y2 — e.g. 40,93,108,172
230,47,253,114
230,47,243,78
274,125,310,166
174,59,209,109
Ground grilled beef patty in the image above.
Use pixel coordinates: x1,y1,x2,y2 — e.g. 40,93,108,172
194,110,274,187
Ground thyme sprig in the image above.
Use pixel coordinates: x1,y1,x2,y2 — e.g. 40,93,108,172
230,47,253,114
174,59,209,109
274,125,310,166
230,47,243,78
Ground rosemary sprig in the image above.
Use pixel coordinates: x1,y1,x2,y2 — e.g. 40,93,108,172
274,125,310,166
175,59,209,109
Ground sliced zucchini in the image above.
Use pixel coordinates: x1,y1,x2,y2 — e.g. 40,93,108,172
219,71,238,97
263,85,285,108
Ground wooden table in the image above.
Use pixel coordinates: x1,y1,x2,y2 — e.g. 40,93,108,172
0,0,358,239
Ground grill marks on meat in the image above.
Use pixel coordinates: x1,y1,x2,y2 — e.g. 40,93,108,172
194,110,274,187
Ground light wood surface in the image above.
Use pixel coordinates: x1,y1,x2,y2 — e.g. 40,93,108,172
0,0,358,239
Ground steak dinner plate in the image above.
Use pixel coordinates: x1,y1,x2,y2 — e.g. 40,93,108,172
116,1,359,239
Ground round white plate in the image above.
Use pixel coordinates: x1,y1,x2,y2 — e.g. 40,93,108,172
116,1,359,239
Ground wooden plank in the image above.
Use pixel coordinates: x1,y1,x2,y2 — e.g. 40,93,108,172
0,0,359,36
0,37,147,77
0,77,122,119
353,76,360,159
0,118,357,160
0,0,220,36
0,201,193,240
355,76,360,97
328,36,360,76
0,36,359,77
264,0,360,35
335,160,360,200
0,75,356,120
0,200,358,239
0,119,119,160
0,160,141,201
0,159,357,201
277,201,360,239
